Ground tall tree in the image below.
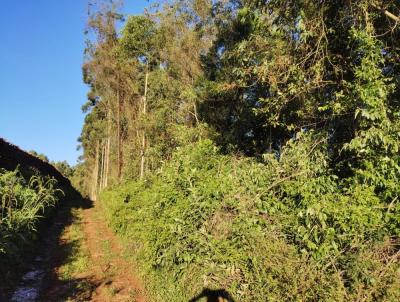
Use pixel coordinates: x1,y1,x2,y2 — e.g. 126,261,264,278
120,15,159,178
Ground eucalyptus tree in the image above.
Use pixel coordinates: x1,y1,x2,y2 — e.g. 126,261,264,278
81,0,123,194
120,15,160,178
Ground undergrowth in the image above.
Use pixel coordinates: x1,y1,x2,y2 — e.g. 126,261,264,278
0,168,63,262
100,136,400,301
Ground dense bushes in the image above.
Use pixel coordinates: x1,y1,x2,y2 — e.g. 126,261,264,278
100,137,400,301
82,2,400,300
0,168,62,261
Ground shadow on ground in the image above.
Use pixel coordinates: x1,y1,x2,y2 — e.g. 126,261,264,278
36,197,102,302
189,288,235,302
0,193,95,301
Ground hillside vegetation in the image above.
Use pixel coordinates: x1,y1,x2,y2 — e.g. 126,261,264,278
77,1,400,301
0,138,76,281
0,168,61,260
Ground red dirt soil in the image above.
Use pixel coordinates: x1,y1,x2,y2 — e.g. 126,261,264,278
39,199,147,302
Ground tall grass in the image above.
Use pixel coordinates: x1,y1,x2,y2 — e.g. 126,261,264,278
0,168,62,258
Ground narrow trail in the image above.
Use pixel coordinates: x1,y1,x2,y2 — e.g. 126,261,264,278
11,198,147,302
79,199,146,302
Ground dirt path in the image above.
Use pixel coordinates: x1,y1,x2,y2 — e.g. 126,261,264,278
35,199,147,302
80,200,146,302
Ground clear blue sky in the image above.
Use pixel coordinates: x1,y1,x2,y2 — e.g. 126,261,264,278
0,0,151,165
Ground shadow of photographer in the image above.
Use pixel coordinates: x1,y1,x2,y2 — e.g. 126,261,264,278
189,288,235,302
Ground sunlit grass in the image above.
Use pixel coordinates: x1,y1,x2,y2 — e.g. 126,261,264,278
58,208,89,281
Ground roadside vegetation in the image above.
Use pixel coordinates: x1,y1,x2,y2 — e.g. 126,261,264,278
100,138,400,301
0,138,81,299
76,0,400,300
0,168,62,263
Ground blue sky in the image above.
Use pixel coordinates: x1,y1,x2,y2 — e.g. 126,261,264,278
0,0,151,165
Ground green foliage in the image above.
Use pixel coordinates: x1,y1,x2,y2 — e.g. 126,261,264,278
29,150,49,163
0,168,62,260
52,160,75,178
100,137,400,301
120,15,158,61
70,162,88,196
79,1,400,300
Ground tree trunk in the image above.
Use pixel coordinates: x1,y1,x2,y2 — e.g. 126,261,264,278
105,136,111,187
117,88,123,181
191,77,199,126
91,140,100,200
140,66,149,179
99,140,105,190
104,104,112,188
193,102,199,125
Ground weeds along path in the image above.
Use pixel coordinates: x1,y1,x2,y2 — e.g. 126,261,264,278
37,198,147,302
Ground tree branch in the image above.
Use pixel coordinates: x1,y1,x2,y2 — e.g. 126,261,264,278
372,3,400,23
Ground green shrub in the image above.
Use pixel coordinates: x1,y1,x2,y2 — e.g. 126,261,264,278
100,137,400,301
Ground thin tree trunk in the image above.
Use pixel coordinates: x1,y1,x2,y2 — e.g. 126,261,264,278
191,77,199,126
105,136,111,187
140,66,149,179
193,102,199,125
91,140,100,200
104,104,112,187
99,140,105,190
101,139,106,190
117,88,123,181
